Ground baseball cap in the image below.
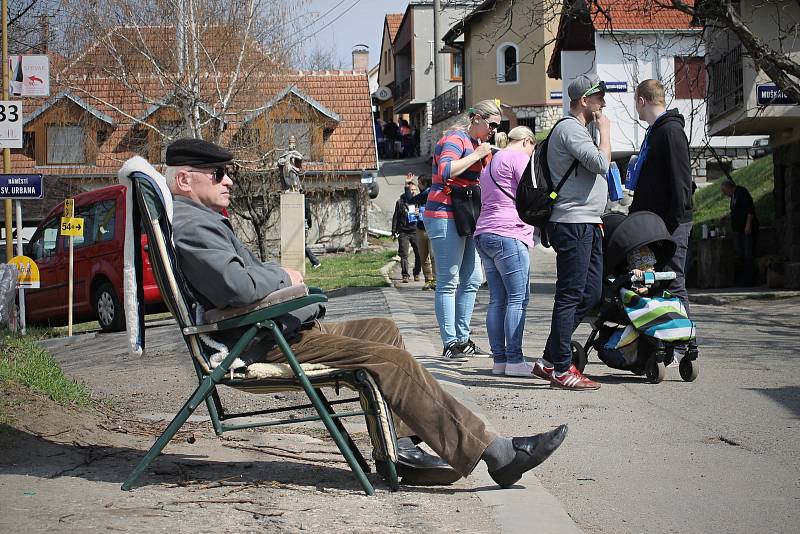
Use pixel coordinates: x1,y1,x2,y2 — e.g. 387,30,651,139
567,74,606,100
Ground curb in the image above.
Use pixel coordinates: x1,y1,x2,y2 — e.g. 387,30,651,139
377,285,582,534
689,290,800,306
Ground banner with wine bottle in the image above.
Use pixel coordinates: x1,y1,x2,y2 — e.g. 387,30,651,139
7,55,50,97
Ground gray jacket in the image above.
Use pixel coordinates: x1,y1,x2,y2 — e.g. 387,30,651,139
172,196,323,349
547,114,609,224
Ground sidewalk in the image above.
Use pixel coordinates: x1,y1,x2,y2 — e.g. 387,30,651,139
381,252,581,534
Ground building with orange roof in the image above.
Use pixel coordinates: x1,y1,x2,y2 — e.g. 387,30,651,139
1,27,379,255
547,0,759,182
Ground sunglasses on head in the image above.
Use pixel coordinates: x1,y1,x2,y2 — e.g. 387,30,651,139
583,80,607,97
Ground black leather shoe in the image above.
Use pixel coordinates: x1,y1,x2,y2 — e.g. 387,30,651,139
488,425,568,488
394,441,461,486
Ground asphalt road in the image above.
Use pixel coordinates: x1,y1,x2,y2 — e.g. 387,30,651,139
395,247,800,534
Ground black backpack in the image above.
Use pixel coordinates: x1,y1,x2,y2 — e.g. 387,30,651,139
515,117,579,228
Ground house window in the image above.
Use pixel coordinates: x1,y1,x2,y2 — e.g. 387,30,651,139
517,117,536,131
675,56,706,99
46,126,86,164
497,43,519,84
450,50,463,81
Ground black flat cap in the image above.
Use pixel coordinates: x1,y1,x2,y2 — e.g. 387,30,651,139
165,138,234,168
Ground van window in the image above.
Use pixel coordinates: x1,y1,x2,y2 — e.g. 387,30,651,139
29,219,60,260
73,200,116,248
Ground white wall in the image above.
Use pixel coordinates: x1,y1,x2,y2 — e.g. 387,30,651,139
560,50,597,116
594,33,706,155
560,32,710,156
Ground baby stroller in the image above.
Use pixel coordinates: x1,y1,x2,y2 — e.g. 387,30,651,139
570,211,699,384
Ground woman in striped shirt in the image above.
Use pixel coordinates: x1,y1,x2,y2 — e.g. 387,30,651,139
424,99,502,361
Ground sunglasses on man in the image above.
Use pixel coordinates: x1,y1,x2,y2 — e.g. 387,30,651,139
196,166,229,183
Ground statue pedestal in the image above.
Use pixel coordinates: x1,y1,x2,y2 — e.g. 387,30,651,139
280,192,306,276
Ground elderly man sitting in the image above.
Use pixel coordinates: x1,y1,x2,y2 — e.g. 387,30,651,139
163,138,568,488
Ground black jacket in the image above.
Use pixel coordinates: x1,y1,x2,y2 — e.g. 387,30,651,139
392,192,417,235
629,109,693,232
730,186,759,233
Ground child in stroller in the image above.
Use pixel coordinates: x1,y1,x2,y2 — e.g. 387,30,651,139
570,211,699,384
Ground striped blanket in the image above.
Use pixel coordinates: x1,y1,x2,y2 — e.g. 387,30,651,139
619,288,696,342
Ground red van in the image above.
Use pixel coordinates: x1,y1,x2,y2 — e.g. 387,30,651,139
23,185,162,332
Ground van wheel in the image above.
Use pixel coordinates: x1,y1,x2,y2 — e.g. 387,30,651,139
94,282,125,332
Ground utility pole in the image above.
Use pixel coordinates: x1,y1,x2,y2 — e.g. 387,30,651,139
433,0,443,97
2,0,12,261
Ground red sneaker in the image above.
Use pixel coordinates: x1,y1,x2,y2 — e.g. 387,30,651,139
532,360,554,381
550,365,601,390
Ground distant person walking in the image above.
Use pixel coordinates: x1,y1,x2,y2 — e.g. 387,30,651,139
474,126,537,377
425,99,502,361
721,180,759,286
392,180,422,283
407,174,436,289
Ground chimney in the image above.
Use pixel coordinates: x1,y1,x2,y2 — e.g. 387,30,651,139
352,45,369,73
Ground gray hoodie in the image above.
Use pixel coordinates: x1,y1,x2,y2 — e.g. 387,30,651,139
546,114,609,224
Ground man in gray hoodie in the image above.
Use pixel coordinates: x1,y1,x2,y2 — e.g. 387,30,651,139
532,74,610,390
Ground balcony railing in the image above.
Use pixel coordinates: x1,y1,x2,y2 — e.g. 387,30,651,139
708,46,744,120
432,85,464,125
394,76,411,103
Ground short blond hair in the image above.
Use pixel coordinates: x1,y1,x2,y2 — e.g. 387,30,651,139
636,79,666,106
507,126,534,142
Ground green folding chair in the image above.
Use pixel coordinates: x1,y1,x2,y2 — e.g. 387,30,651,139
120,167,398,495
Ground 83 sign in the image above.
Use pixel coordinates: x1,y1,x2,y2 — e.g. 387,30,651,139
0,101,23,149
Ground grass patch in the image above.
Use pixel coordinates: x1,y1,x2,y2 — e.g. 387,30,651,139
303,249,394,292
693,155,774,236
0,329,90,407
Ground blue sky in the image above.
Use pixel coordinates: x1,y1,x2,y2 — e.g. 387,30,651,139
301,0,411,69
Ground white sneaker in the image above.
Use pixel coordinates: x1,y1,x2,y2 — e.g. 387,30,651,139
492,362,506,375
504,361,535,377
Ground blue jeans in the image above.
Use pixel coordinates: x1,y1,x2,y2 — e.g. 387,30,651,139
425,216,482,346
475,233,530,364
543,222,603,372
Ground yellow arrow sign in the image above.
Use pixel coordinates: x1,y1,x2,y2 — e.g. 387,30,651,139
64,198,74,218
60,217,84,237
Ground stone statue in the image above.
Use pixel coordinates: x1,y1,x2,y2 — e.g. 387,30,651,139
277,135,305,191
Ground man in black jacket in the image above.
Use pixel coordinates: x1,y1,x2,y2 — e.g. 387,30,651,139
628,79,694,311
392,180,421,283
722,180,759,285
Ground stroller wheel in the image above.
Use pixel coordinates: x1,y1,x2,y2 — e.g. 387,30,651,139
570,341,588,372
645,357,666,384
679,358,699,382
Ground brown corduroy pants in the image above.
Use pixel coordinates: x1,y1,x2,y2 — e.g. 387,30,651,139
265,318,494,477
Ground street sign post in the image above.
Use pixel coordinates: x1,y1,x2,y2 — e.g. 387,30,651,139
1,173,42,333
0,173,43,199
61,198,82,336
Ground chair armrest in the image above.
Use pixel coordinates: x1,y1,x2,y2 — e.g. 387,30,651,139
204,284,310,323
